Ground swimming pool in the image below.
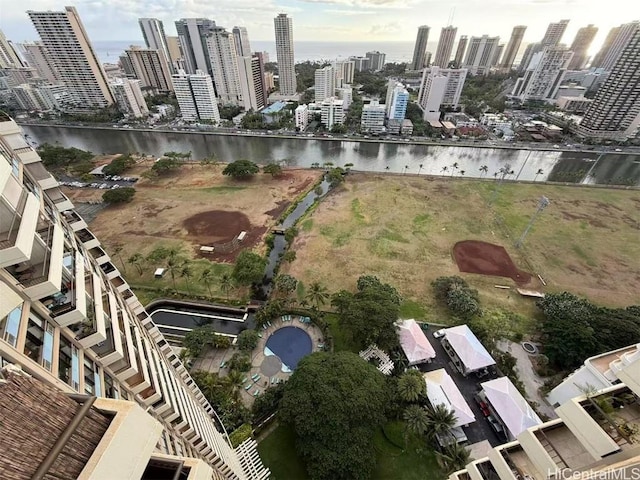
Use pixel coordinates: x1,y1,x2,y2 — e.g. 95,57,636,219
265,326,313,370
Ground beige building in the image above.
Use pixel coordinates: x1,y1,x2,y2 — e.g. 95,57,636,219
274,14,296,96
0,29,22,68
18,41,61,84
0,114,267,478
166,36,183,71
110,78,149,118
125,46,174,93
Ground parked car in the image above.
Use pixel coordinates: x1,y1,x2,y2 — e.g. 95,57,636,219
433,329,446,339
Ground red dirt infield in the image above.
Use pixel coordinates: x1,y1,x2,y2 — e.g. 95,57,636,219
452,240,532,285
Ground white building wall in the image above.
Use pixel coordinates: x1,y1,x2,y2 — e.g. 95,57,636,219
295,104,308,130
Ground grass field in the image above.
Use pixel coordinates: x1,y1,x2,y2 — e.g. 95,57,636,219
283,173,639,328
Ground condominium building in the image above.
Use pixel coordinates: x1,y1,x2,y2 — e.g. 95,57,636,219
320,97,344,129
253,52,269,106
411,26,430,71
366,51,386,72
590,21,639,71
450,343,640,480
295,104,309,131
237,55,266,111
11,84,52,111
0,67,38,88
36,84,72,111
512,46,573,102
333,59,355,88
0,114,267,478
0,29,22,68
18,41,60,84
175,18,216,75
578,28,640,140
418,67,468,121
492,44,505,68
567,24,598,70
232,27,252,57
385,82,409,120
361,100,386,133
453,36,468,68
166,36,183,71
314,66,335,103
336,85,353,108
263,71,275,92
27,6,114,110
274,14,296,96
541,19,570,46
349,56,370,72
139,18,173,74
173,70,221,122
500,26,526,71
205,27,241,105
433,26,457,68
110,78,149,118
125,46,174,93
463,35,500,75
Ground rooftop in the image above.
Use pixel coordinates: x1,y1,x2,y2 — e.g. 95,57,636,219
261,101,288,114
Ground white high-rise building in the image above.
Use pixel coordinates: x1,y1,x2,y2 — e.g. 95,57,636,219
125,46,174,93
361,100,386,133
567,24,598,70
173,70,221,122
333,59,355,88
295,104,309,131
500,25,527,71
410,26,430,71
274,14,296,96
205,27,241,105
320,97,344,129
541,19,570,47
138,18,173,73
110,78,149,118
385,83,409,120
433,26,457,68
18,41,60,84
11,84,52,111
232,27,252,57
511,46,573,102
175,18,216,75
0,115,268,479
336,85,353,108
237,55,266,111
27,7,114,110
418,67,467,121
463,35,500,75
314,66,335,103
366,51,386,72
591,21,639,71
0,29,22,68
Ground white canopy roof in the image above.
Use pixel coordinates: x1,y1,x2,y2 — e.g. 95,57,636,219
397,319,436,365
443,325,495,371
481,377,542,439
424,369,476,427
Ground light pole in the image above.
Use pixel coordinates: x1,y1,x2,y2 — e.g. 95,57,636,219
515,196,550,249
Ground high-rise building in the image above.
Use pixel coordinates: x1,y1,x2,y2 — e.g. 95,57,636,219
295,104,309,130
349,56,370,72
410,26,430,71
175,18,216,75
320,97,344,129
253,52,269,106
512,46,573,102
453,36,468,68
232,27,252,57
314,66,335,103
237,55,266,111
500,25,526,70
274,13,296,96
541,19,570,46
590,21,639,71
366,51,386,72
138,18,173,73
263,71,275,91
125,46,174,93
333,59,355,88
11,83,52,111
0,30,23,68
568,24,599,70
463,35,500,75
166,36,183,71
0,114,268,478
0,67,38,88
385,82,409,120
418,67,467,121
361,100,386,133
492,44,505,67
336,85,353,108
173,70,221,122
110,78,149,118
578,28,640,140
433,26,457,68
518,42,539,72
18,41,60,84
27,7,114,110
205,26,241,105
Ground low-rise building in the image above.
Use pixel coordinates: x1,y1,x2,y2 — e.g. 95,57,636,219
401,119,414,135
320,97,344,129
444,112,479,128
481,113,511,129
336,85,353,108
397,319,435,365
261,100,288,124
360,100,386,134
556,95,593,113
295,104,309,131
439,324,496,376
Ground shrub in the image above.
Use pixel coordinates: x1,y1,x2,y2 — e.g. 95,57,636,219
229,423,253,447
102,187,135,204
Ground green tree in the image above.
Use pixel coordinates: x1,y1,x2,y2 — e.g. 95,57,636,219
220,273,234,298
326,167,345,186
446,286,482,319
397,370,426,403
151,157,180,175
165,255,184,290
436,443,471,474
237,329,260,351
127,253,144,275
200,267,216,296
275,274,298,299
232,251,266,286
180,264,193,294
228,352,252,373
263,163,283,177
103,154,135,175
102,187,135,204
183,327,230,358
252,383,285,423
280,352,387,480
223,160,260,179
306,281,329,308
282,250,297,263
403,404,430,437
426,404,457,441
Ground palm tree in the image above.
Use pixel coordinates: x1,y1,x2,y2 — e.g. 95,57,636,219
165,256,183,290
450,162,459,177
225,370,244,395
220,274,234,299
534,168,544,182
459,170,465,176
403,404,430,439
385,165,390,170
398,371,425,403
127,253,144,276
180,264,193,294
479,165,489,177
403,165,409,175
436,443,471,474
112,244,126,273
426,404,458,441
306,281,329,308
440,166,448,175
418,163,423,175
200,267,216,296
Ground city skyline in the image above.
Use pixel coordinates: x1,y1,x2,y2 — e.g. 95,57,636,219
0,0,636,58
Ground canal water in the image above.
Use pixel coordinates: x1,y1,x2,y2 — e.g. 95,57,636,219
22,125,640,186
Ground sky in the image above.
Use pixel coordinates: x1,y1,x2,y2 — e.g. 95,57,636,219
0,0,637,56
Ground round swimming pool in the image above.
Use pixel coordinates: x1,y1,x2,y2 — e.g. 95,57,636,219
265,326,313,370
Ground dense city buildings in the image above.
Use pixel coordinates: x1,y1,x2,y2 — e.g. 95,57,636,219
18,41,60,84
124,46,174,93
138,18,173,73
512,46,573,102
314,66,335,103
567,24,598,70
519,19,570,71
320,97,344,129
366,51,386,72
453,35,468,67
385,81,409,120
432,26,457,68
500,25,526,70
205,26,242,105
274,13,296,96
175,18,216,75
27,7,114,111
349,56,370,72
237,55,266,111
463,35,500,75
295,104,309,130
172,70,220,122
165,36,183,70
333,59,355,87
410,26,430,71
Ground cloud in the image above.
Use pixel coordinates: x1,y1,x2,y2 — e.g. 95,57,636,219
324,8,378,15
369,22,402,35
295,0,415,8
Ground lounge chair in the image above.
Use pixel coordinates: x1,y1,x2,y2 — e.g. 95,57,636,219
244,384,252,390
257,333,263,338
220,361,226,368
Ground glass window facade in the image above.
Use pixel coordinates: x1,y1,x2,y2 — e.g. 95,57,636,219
23,313,45,364
0,305,23,347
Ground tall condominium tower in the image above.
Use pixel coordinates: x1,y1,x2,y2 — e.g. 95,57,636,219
333,59,355,88
418,66,467,121
463,35,500,75
590,21,639,71
274,13,296,96
138,18,173,73
166,36,183,70
541,19,570,46
205,26,242,105
410,26,430,71
386,83,410,120
567,24,599,70
492,44,505,67
511,46,573,102
175,18,216,75
0,30,23,68
453,36,468,67
0,114,267,478
500,25,527,70
432,26,457,68
579,28,640,140
27,7,114,110
232,27,252,57
110,78,149,118
314,66,335,102
124,46,174,93
237,55,266,111
18,41,61,84
366,51,386,72
173,70,221,122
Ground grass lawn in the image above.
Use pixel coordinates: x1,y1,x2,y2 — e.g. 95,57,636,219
283,174,640,332
257,424,308,480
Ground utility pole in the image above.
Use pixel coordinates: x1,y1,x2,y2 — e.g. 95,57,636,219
515,196,550,248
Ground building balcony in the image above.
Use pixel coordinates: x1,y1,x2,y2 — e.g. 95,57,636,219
110,275,130,293
0,116,22,136
61,209,87,232
88,245,110,264
49,251,87,326
47,187,73,212
76,228,100,250
91,292,124,365
111,310,139,382
124,326,152,394
493,443,542,480
614,349,640,397
20,222,64,300
71,277,107,348
100,261,119,280
25,162,58,190
138,337,162,406
0,189,40,268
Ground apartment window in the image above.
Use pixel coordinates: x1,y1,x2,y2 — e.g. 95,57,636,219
23,312,46,365
104,373,118,399
71,345,80,391
42,323,54,371
58,335,72,384
84,357,96,394
0,305,23,347
11,156,19,178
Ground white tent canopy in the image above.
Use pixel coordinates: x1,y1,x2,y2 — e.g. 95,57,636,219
443,325,495,372
424,369,476,427
481,377,542,439
397,319,435,365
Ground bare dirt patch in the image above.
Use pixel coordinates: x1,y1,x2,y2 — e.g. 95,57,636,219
183,210,252,244
453,240,532,285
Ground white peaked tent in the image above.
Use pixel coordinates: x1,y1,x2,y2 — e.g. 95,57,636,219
481,377,542,439
397,319,436,365
443,325,495,373
424,369,476,427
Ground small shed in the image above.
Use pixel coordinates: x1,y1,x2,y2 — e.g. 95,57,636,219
154,268,165,278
